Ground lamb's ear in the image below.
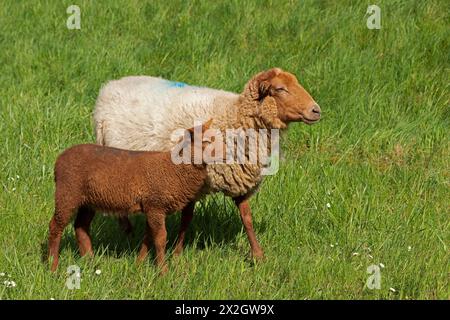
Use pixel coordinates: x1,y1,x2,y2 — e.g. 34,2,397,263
186,126,195,138
202,119,213,132
245,68,283,100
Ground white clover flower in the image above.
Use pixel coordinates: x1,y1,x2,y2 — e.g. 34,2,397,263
326,203,331,208
379,263,385,268
0,272,5,277
407,246,412,251
95,269,102,275
330,244,334,248
3,280,16,288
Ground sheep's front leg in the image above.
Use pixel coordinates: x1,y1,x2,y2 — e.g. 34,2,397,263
137,225,151,263
173,202,195,255
233,197,264,260
145,211,168,274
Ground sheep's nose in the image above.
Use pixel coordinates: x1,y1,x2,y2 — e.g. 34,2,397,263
311,104,321,115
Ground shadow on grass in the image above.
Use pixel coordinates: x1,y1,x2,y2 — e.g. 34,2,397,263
40,194,268,263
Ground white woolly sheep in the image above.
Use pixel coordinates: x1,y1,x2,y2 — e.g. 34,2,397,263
93,68,321,259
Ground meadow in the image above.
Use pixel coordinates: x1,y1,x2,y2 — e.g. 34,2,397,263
0,0,448,299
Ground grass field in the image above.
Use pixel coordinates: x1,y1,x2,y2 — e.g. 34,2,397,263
0,0,448,299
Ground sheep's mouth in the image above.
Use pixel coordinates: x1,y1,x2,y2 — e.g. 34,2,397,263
284,112,320,125
301,117,320,124
294,114,320,124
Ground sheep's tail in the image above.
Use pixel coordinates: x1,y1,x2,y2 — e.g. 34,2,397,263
95,120,106,146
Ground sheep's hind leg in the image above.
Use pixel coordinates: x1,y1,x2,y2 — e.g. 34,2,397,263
233,197,264,260
48,207,76,272
173,201,195,255
74,206,96,257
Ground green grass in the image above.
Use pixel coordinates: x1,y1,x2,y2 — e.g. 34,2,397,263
0,0,449,299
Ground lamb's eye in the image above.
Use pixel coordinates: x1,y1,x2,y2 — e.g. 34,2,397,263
275,87,288,92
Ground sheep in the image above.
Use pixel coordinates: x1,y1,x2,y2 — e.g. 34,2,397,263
93,68,321,260
47,120,213,273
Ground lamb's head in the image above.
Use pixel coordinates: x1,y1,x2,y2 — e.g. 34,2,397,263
186,119,213,158
245,68,321,127
172,119,220,166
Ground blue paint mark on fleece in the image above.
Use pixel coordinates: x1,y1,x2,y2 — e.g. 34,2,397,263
167,80,188,88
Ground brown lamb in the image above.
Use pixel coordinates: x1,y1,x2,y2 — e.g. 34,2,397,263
47,120,213,273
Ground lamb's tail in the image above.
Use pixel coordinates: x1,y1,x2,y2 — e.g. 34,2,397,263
95,120,106,146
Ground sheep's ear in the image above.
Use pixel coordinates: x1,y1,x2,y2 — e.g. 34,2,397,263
258,69,282,98
247,68,283,100
202,119,213,132
259,68,282,81
186,126,195,138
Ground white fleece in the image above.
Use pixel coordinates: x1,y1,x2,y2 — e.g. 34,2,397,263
94,76,238,152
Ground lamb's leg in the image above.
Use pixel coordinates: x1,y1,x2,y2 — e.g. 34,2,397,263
137,225,151,263
146,211,168,274
173,201,195,255
74,206,95,257
118,215,133,236
48,207,76,272
233,197,264,260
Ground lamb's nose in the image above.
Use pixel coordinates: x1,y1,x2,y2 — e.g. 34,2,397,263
311,104,321,115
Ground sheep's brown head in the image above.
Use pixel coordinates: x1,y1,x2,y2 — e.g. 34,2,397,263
245,68,321,127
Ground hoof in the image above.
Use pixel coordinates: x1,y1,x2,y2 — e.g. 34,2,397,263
251,250,265,262
159,265,169,276
173,246,183,257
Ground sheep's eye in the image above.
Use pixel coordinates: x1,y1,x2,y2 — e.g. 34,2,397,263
275,87,288,92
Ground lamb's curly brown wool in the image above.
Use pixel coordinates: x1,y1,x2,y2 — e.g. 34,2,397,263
47,121,212,273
